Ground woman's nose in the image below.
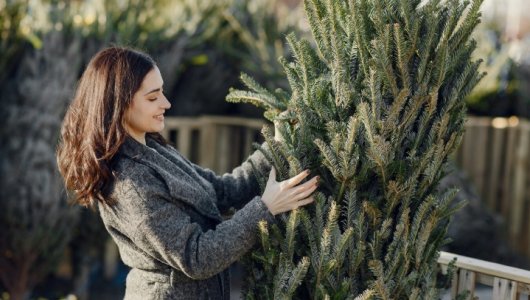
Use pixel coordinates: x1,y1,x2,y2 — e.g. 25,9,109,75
162,94,171,109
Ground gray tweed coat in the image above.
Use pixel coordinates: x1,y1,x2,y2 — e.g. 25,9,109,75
99,135,273,300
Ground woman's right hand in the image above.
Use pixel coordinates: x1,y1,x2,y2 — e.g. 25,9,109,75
261,167,319,215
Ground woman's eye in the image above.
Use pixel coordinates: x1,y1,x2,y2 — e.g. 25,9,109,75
148,98,157,101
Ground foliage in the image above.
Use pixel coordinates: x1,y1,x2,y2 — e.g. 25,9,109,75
0,30,81,300
228,0,484,298
465,26,530,118
223,0,306,91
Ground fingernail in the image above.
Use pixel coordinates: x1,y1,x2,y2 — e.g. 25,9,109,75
305,170,310,175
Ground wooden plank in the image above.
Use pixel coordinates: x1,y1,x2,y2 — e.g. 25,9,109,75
492,278,517,300
518,282,530,295
462,122,476,184
475,272,495,286
199,123,217,170
232,126,243,168
451,268,459,299
487,125,505,211
457,269,476,297
473,120,489,198
520,119,530,259
178,127,192,160
244,128,256,156
502,122,518,224
199,115,265,129
512,124,529,250
524,164,530,258
217,125,232,174
159,128,170,141
104,238,119,280
438,251,530,284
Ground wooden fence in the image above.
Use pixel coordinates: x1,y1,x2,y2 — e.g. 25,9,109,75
455,116,530,258
439,251,530,299
161,116,265,173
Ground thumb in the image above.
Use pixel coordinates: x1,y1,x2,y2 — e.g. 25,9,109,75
268,167,276,182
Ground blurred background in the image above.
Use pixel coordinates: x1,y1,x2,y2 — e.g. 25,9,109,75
0,0,529,299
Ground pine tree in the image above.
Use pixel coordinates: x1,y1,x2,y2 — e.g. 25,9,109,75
228,0,484,299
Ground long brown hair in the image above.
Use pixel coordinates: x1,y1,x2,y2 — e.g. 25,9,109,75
57,46,166,207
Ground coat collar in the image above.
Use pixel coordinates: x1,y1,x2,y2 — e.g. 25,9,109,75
119,135,222,222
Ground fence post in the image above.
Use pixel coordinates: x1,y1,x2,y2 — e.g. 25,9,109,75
492,278,517,300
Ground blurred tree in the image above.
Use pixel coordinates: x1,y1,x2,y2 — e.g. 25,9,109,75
0,19,81,300
223,0,303,91
466,27,529,118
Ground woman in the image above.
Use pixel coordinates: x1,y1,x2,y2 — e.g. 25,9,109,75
57,46,318,299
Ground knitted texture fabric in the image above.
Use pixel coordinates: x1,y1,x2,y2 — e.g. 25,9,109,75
99,136,273,299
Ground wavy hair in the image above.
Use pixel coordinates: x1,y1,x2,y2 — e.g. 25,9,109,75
57,47,166,207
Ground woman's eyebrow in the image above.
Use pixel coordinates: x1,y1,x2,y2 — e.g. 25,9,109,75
144,88,161,96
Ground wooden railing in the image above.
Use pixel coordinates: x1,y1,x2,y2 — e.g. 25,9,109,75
161,116,265,173
439,251,530,299
455,116,530,258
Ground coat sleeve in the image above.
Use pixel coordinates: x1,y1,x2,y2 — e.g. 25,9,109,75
191,144,272,213
130,178,274,280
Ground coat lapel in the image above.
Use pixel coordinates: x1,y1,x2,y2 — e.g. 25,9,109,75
119,136,222,222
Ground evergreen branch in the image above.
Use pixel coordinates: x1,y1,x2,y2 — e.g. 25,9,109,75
410,193,435,238
304,0,331,64
385,88,410,133
353,289,374,300
439,0,463,47
363,201,382,228
240,72,288,110
393,23,411,90
316,201,339,289
368,69,382,122
415,214,436,268
286,34,311,103
344,188,359,229
416,14,437,87
314,192,327,248
349,0,371,77
300,208,319,267
261,125,289,180
448,0,484,53
333,227,353,279
345,116,359,158
372,38,399,97
314,138,341,179
279,56,303,100
258,220,271,252
284,209,300,262
272,254,290,300
226,89,279,110
368,260,390,300
286,256,310,297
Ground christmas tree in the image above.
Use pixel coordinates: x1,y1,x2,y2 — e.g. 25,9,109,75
227,0,484,298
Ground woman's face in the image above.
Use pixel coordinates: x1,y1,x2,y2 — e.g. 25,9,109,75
124,66,171,144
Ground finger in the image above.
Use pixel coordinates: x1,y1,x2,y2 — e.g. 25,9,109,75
268,167,276,182
291,184,318,201
283,169,310,188
295,197,315,208
291,176,319,193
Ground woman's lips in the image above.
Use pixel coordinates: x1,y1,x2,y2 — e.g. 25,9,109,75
154,114,164,121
